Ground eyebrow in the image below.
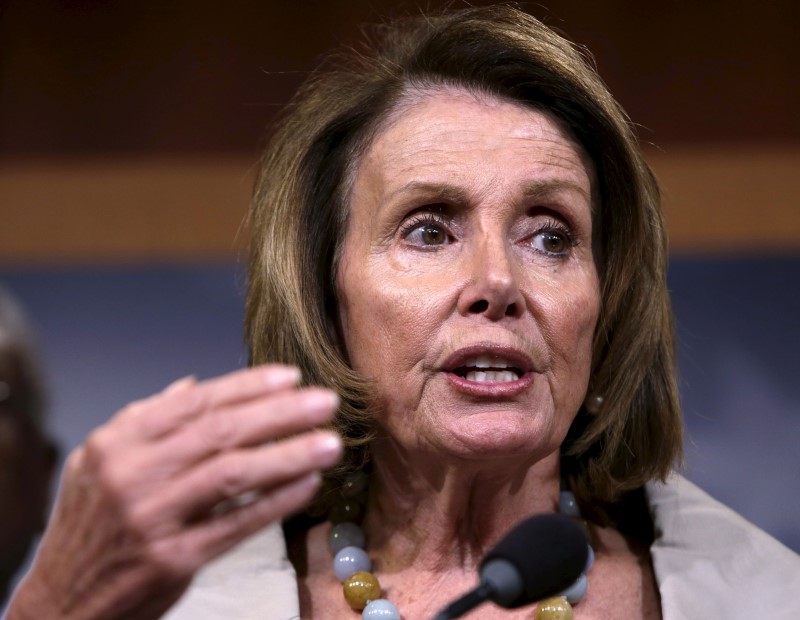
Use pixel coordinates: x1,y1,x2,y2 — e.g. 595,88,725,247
384,181,469,204
520,179,591,203
385,179,591,205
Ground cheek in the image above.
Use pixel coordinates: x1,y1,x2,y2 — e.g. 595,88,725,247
565,286,600,346
543,275,600,383
338,261,447,377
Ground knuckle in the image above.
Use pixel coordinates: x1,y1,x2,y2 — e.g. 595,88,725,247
162,385,207,419
95,462,130,502
199,411,238,450
166,387,211,427
184,387,210,416
133,411,165,439
215,458,249,498
118,398,168,439
63,445,87,476
82,436,130,496
119,502,155,538
82,426,114,467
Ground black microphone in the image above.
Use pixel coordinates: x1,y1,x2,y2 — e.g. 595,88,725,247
431,513,588,620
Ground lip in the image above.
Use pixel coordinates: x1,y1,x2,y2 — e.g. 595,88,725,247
440,343,536,397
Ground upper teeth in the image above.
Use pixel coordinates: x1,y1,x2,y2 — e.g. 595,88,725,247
464,355,514,369
460,355,521,383
464,370,519,383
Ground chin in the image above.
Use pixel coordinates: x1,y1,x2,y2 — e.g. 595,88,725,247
437,413,558,462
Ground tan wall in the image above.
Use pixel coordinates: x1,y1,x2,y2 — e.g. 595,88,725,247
652,148,800,253
0,158,254,263
2,148,798,264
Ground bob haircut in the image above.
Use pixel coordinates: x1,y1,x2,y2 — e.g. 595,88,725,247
246,4,682,518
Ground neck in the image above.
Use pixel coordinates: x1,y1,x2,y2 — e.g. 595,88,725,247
363,437,562,573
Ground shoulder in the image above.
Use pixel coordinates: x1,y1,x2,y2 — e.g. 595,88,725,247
162,522,300,620
646,473,800,619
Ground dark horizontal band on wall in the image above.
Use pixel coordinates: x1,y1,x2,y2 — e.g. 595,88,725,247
1,148,798,264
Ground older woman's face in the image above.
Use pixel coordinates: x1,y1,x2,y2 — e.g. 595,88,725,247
336,88,600,461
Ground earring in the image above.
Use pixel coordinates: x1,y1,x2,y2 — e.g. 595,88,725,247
584,393,604,415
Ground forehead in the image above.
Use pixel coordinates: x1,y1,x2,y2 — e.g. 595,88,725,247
350,86,594,204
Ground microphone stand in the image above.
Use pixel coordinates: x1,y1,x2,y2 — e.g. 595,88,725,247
431,581,494,620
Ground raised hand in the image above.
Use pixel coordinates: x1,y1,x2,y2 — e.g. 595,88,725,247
6,365,341,620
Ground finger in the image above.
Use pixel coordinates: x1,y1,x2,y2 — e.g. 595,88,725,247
121,365,302,441
162,375,197,395
138,430,342,525
148,472,322,574
149,388,339,475
189,364,303,409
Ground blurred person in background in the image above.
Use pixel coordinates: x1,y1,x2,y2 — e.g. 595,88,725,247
0,287,57,605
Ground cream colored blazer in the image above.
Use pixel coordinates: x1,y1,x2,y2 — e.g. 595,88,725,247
164,475,800,619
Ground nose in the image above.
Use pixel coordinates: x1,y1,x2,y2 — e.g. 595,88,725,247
456,235,524,320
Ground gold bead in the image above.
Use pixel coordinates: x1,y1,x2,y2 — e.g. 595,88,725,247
343,571,381,610
535,596,573,620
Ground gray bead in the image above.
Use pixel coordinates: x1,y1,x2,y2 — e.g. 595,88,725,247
362,599,401,619
559,573,588,604
328,521,366,554
559,490,581,517
333,545,371,582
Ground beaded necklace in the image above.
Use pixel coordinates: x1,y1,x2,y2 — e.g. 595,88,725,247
326,474,595,619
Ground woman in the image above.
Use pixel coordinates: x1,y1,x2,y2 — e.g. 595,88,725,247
7,5,799,620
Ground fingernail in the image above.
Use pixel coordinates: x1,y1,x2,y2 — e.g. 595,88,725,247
163,375,196,393
313,432,343,461
300,389,340,411
264,365,301,385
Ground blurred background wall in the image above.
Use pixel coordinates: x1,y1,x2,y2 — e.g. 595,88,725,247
1,0,798,557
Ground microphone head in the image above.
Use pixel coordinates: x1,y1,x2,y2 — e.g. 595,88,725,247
480,513,588,608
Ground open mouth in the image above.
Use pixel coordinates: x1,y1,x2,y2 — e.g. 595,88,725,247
452,355,523,383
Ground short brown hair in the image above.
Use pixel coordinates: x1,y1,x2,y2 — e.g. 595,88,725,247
245,4,681,516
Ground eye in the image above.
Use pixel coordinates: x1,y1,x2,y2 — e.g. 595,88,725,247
534,231,567,254
529,220,574,257
401,214,451,247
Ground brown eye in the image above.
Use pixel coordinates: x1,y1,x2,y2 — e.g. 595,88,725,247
421,225,446,245
404,219,451,246
532,231,569,255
